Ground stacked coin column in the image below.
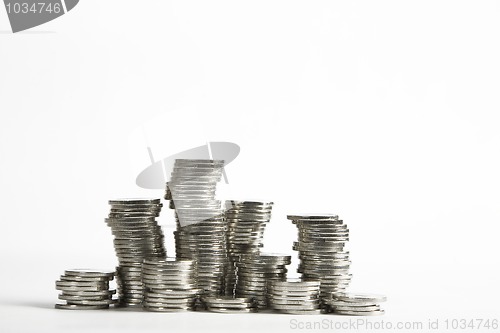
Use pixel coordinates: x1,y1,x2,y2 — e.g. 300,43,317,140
55,270,116,310
224,201,273,296
142,258,199,312
166,159,227,296
268,279,321,314
234,254,290,309
106,198,166,307
288,214,351,304
260,253,292,307
324,292,387,316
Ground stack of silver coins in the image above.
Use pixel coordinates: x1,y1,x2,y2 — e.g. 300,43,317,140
55,269,116,310
166,159,227,296
325,292,386,316
268,279,321,314
224,200,273,296
106,198,166,307
288,214,351,301
203,296,256,313
234,253,290,308
142,258,199,312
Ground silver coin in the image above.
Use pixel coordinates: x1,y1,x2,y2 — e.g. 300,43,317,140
56,285,109,291
325,299,376,306
143,278,196,285
270,295,318,301
271,304,319,311
142,269,194,276
333,309,385,316
58,294,113,301
227,200,274,205
54,303,110,310
109,198,161,205
144,284,197,291
299,253,350,260
333,293,387,303
296,219,346,225
237,273,283,280
108,211,161,217
299,230,349,236
66,299,116,306
143,297,195,304
109,203,162,209
269,299,320,306
143,305,193,312
145,292,200,300
59,275,113,282
271,280,320,287
274,309,322,315
287,214,339,220
106,217,157,223
258,253,292,260
270,290,320,296
64,269,115,278
61,290,116,296
208,308,257,313
204,296,250,304
299,234,350,240
332,305,380,311
143,258,194,266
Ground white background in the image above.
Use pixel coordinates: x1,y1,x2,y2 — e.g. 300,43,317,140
1,1,499,332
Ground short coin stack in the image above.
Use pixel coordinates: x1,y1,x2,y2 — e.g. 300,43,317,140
325,292,386,316
106,198,166,307
235,253,290,309
225,200,273,296
268,279,321,314
55,269,115,310
288,214,351,301
142,258,199,312
166,159,228,296
203,296,256,313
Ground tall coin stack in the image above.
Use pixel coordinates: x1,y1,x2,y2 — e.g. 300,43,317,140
288,214,351,303
106,198,166,307
224,200,273,296
142,258,199,312
268,279,321,314
234,253,290,309
166,159,227,296
55,269,116,310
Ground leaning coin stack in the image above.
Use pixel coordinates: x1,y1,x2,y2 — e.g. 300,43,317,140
106,198,166,307
166,159,227,296
142,258,199,312
55,269,116,310
325,292,386,316
268,279,321,314
234,253,290,308
203,296,256,313
288,214,352,302
224,201,273,296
